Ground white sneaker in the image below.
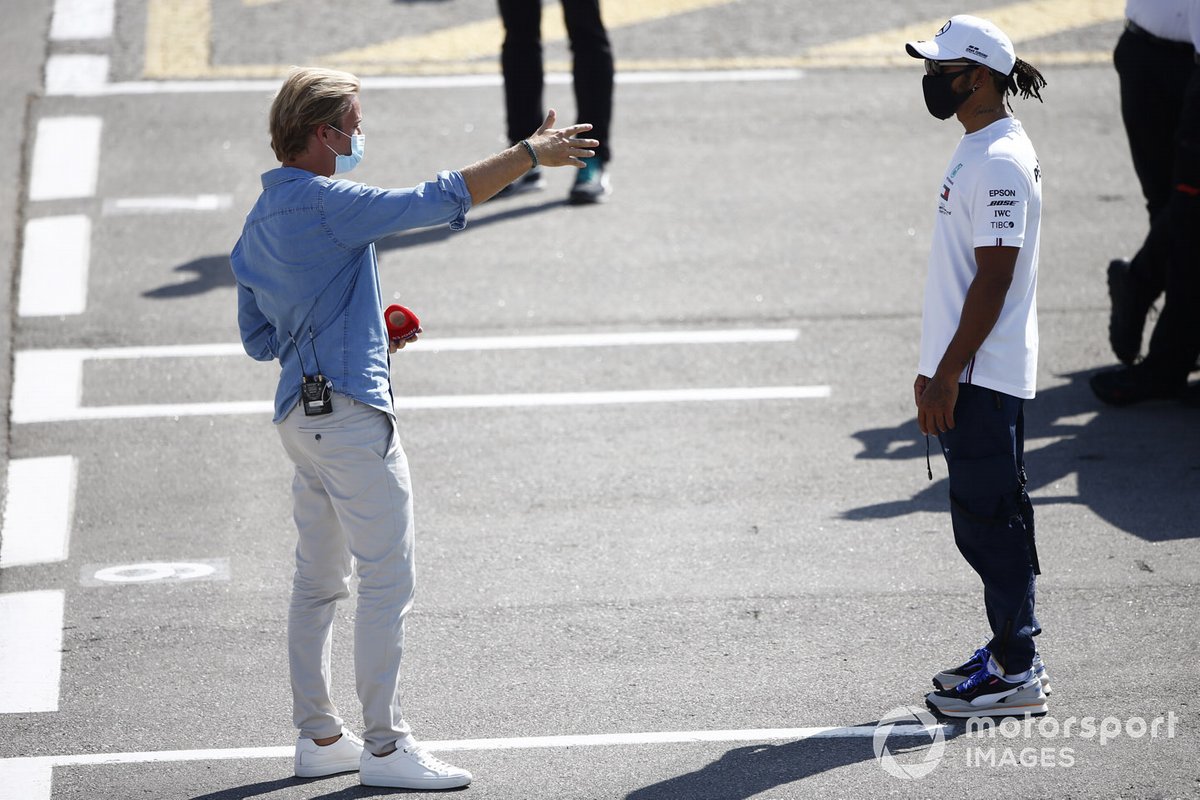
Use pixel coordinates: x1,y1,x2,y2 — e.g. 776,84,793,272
294,729,364,778
359,742,473,790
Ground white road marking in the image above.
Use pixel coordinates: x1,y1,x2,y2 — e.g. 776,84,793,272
0,591,65,714
102,194,233,215
44,54,109,95
28,117,103,201
18,216,91,317
0,457,76,567
48,725,943,762
49,0,115,40
11,330,817,422
51,68,804,97
82,559,230,586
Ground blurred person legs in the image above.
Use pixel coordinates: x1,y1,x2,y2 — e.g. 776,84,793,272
1094,61,1200,405
1108,21,1194,363
498,0,613,202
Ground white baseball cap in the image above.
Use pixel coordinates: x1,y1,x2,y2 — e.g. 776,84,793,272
905,14,1016,76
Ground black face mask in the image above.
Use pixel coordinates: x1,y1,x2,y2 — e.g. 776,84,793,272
922,72,975,120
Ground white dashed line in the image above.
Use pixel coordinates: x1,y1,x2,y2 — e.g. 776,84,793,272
10,331,824,423
44,54,110,96
0,457,76,567
18,215,91,316
0,591,65,714
28,117,103,201
101,194,233,215
49,0,114,40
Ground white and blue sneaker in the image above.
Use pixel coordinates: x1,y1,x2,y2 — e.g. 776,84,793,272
926,653,1048,718
933,646,1051,695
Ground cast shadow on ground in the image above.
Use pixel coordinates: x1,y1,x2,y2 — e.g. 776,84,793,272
143,198,568,299
187,776,470,799
844,370,1200,542
625,723,963,800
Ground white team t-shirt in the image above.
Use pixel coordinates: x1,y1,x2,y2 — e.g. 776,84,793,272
918,116,1042,399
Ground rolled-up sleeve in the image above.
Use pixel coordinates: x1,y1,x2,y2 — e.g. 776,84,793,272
325,170,472,249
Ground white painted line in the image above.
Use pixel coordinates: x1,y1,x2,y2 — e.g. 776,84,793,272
10,331,819,423
0,457,76,567
424,329,799,351
102,194,233,215
12,388,828,424
0,591,65,713
2,723,943,767
45,54,109,95
18,216,90,316
49,0,115,40
0,722,943,800
12,329,799,362
56,69,804,97
0,760,51,800
29,117,103,201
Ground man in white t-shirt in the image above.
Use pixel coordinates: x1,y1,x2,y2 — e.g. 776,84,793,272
905,15,1051,719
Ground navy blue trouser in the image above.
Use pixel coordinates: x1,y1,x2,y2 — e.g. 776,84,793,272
938,384,1041,675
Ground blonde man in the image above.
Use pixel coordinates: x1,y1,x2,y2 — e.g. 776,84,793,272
231,67,596,789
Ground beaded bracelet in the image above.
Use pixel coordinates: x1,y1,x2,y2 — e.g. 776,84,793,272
519,139,538,169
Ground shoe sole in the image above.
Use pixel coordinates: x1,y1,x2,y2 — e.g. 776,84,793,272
934,670,1051,695
295,760,361,778
359,773,472,789
926,682,1048,718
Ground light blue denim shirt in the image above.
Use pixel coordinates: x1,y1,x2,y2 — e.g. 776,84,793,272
231,166,471,423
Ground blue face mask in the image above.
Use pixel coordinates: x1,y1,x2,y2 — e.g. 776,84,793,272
325,124,365,173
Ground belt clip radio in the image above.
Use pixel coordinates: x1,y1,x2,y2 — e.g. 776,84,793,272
292,328,333,416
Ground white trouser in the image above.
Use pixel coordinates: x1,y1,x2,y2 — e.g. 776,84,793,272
277,394,415,754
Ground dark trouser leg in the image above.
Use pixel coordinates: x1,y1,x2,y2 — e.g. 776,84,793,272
1145,64,1200,379
561,0,613,163
1114,30,1192,296
938,385,1040,675
499,0,545,146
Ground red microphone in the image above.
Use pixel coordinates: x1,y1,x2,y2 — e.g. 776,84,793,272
385,304,421,341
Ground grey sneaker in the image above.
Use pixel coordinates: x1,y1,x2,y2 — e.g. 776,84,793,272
926,654,1048,718
359,742,472,790
568,160,611,204
933,647,1051,696
294,729,364,778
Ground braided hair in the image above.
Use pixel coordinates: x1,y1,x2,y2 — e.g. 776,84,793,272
992,58,1047,110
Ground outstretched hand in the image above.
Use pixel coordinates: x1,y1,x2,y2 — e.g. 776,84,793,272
528,109,599,168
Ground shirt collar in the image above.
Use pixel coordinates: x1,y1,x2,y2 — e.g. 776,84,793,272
261,166,321,189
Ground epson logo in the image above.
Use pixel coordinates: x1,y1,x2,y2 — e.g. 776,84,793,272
989,189,1017,197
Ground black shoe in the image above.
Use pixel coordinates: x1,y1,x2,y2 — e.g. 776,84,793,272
1107,258,1154,365
1090,362,1186,407
568,160,610,205
495,167,545,199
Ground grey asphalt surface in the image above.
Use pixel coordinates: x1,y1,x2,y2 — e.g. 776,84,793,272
2,1,1199,799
